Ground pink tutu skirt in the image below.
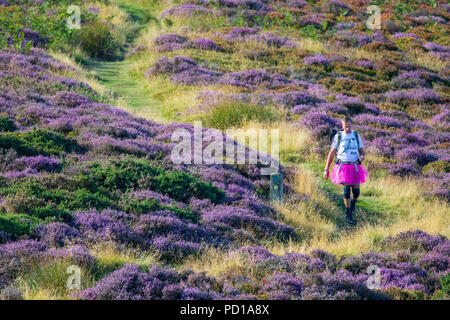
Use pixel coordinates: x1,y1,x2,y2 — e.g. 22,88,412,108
331,163,369,185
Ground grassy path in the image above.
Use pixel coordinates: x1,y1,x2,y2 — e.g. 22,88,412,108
84,0,168,123
85,59,168,123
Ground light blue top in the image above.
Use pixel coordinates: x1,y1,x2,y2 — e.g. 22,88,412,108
331,130,364,162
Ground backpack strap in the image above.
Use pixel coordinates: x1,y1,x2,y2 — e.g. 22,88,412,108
337,131,342,148
334,131,342,164
354,130,360,158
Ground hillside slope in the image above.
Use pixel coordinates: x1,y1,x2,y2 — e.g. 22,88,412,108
1,47,448,300
0,0,449,300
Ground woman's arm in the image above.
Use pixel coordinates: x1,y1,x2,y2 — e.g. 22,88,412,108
359,147,365,162
357,132,365,162
323,148,336,179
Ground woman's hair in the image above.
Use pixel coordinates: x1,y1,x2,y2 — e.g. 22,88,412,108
342,116,352,123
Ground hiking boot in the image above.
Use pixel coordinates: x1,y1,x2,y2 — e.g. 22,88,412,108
345,208,357,226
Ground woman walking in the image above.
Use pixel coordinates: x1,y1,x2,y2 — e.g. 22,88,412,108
323,117,369,226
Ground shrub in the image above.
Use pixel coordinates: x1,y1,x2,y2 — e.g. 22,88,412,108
46,245,97,270
440,273,450,295
262,272,304,299
382,230,445,253
145,56,222,86
0,240,47,290
122,198,197,222
1,182,71,221
303,54,330,67
3,190,43,214
388,163,420,177
9,155,61,173
20,129,81,155
202,207,296,241
194,38,222,51
423,160,450,174
28,204,70,221
151,237,201,263
73,159,159,192
72,211,137,245
325,0,350,15
252,91,324,108
431,110,450,128
218,69,291,89
0,130,81,157
153,33,188,46
396,147,439,167
353,114,403,128
384,20,402,34
0,213,42,236
121,198,161,215
80,264,221,300
432,272,450,299
300,112,339,139
383,287,427,300
161,5,214,18
335,31,371,48
363,41,398,52
34,222,81,247
0,133,38,156
385,89,442,105
154,170,224,203
75,159,225,203
153,33,189,52
80,264,152,300
0,115,17,132
51,91,92,108
0,286,23,300
75,21,119,59
374,60,399,81
333,79,386,94
200,100,280,131
63,189,115,211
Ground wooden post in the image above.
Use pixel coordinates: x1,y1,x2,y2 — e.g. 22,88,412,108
270,173,283,202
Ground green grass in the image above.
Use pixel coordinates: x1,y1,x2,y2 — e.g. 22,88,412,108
17,259,96,300
85,60,168,122
91,243,160,279
194,100,282,131
82,0,171,122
